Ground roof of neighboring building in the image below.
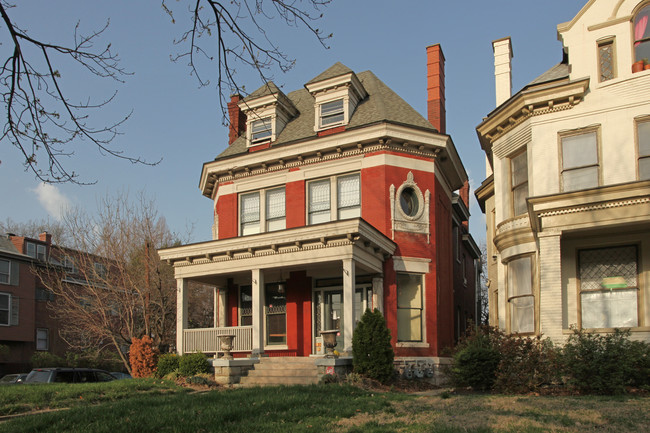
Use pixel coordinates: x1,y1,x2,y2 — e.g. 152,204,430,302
216,68,437,161
0,236,28,260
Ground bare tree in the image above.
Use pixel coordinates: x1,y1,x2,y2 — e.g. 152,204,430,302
478,243,489,325
1,1,331,184
36,191,184,372
0,217,71,247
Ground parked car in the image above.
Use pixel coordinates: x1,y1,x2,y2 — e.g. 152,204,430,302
0,373,28,384
24,368,116,384
110,372,132,380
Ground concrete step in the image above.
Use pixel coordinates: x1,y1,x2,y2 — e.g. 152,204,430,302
246,368,318,377
240,375,320,386
239,357,321,386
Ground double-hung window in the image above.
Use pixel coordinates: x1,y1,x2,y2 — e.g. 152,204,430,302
251,117,272,144
0,259,9,284
36,328,49,351
240,192,261,236
337,174,361,219
561,130,599,192
26,242,46,261
638,119,650,181
265,187,286,231
397,273,423,342
320,99,344,128
634,5,650,63
507,255,535,334
0,293,10,326
510,150,529,216
579,245,639,329
308,179,331,224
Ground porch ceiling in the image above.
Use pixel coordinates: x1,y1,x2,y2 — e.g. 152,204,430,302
158,218,396,279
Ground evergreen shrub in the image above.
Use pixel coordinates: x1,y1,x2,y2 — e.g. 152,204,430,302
352,309,394,383
179,352,210,377
156,353,180,378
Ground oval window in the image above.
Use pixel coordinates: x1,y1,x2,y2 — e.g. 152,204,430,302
400,188,419,217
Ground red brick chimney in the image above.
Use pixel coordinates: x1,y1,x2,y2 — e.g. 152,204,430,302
426,44,446,134
227,94,247,145
39,231,52,246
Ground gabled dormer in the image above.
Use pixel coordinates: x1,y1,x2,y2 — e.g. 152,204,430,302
304,62,368,133
239,82,298,148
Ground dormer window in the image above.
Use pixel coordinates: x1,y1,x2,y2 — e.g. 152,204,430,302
320,99,344,128
251,117,272,144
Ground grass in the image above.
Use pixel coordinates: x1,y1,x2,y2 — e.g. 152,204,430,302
0,380,649,432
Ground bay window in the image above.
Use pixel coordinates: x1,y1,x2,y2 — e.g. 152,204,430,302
397,273,423,342
579,245,639,329
510,149,528,216
507,255,535,334
561,129,599,192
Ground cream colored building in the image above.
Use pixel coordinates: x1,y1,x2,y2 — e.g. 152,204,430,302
476,0,650,343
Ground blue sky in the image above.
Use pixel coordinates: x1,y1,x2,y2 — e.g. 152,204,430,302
0,1,586,244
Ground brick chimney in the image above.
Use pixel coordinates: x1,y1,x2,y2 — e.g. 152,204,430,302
39,231,52,246
227,94,247,145
426,44,446,134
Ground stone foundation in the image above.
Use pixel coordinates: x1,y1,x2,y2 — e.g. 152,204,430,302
211,358,259,385
315,357,353,379
394,356,452,386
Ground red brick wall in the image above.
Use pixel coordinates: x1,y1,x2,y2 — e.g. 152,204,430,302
217,192,238,240
286,179,306,229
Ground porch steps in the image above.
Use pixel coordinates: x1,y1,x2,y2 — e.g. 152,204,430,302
239,357,320,386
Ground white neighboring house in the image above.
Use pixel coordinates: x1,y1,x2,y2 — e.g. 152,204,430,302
476,0,650,343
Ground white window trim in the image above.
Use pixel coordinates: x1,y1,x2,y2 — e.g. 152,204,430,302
637,117,650,181
506,254,536,335
509,148,528,217
36,328,49,351
319,98,345,129
250,116,273,145
559,127,601,193
307,173,361,225
0,259,10,285
0,292,10,326
239,187,286,236
396,272,426,344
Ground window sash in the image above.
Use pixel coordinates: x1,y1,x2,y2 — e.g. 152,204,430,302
0,259,9,284
0,293,9,326
337,174,360,219
266,188,286,221
308,179,331,224
396,273,423,342
320,99,344,127
251,118,272,143
563,166,599,192
26,242,36,258
240,192,260,236
639,121,650,181
511,151,528,216
598,40,614,82
507,256,535,333
36,245,46,261
36,328,49,351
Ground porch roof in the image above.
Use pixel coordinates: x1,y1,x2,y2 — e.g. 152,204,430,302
158,218,396,279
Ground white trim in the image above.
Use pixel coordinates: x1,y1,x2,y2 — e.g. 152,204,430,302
0,258,10,285
392,257,431,273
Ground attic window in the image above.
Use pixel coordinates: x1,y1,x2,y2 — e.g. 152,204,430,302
320,99,344,128
251,118,272,144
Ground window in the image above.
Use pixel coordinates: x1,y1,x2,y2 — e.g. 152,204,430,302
399,187,419,217
634,5,650,63
579,245,639,329
561,130,599,192
337,174,360,219
0,293,9,326
250,117,272,144
265,283,286,345
36,287,55,302
25,242,46,260
639,119,650,181
36,328,49,351
598,39,615,82
319,99,344,128
510,150,529,216
94,262,107,278
265,187,286,232
308,179,331,224
240,192,261,235
452,223,460,262
239,285,252,326
63,256,76,273
0,259,9,284
507,256,535,334
397,273,423,342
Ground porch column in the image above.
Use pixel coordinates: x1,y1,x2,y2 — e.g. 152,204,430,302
343,258,355,353
251,268,265,356
176,278,188,355
372,277,384,314
214,287,227,328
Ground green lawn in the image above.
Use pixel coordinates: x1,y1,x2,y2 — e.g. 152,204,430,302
1,380,649,432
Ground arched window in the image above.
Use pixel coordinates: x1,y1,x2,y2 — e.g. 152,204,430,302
634,5,650,62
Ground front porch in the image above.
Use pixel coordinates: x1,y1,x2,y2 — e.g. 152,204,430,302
159,219,396,358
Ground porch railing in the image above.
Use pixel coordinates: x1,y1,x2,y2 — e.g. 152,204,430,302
183,326,253,354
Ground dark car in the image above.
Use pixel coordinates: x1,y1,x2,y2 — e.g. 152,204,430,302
24,368,116,384
0,373,28,384
110,372,132,380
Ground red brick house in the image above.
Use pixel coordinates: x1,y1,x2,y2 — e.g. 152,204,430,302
159,45,479,371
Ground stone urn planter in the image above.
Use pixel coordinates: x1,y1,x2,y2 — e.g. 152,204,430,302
219,334,237,360
320,329,339,358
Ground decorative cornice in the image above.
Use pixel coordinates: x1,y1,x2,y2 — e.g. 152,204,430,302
537,196,650,219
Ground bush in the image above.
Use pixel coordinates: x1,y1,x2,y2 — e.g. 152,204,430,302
31,351,66,368
129,336,158,378
352,309,394,383
561,329,643,394
451,326,501,391
157,353,180,378
178,352,210,377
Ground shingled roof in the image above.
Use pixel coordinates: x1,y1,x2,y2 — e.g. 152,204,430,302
216,68,437,161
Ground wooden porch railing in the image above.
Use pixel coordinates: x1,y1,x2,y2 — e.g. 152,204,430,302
183,326,253,354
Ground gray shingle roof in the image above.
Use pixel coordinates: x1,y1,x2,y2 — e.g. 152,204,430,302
215,69,436,161
243,82,283,102
527,63,570,87
0,236,20,256
305,62,354,86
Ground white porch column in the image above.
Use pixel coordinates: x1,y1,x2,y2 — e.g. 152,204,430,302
214,287,227,328
343,259,355,353
251,268,265,356
372,277,384,314
538,231,563,344
176,278,188,355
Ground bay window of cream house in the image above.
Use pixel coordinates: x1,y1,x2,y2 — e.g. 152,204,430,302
578,245,639,329
396,273,423,342
638,118,650,181
510,149,528,217
507,255,535,334
560,129,599,192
